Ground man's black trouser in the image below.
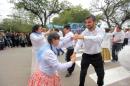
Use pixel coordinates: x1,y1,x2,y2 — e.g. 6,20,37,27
66,47,75,74
79,53,104,86
122,38,128,47
112,43,123,61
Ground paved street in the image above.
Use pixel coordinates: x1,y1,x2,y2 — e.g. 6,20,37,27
0,47,32,86
0,47,130,86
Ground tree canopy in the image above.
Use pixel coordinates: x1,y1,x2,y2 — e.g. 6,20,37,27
52,6,91,25
90,0,130,28
11,0,71,26
0,10,34,32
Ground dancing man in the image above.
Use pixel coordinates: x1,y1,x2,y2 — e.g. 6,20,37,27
73,15,105,86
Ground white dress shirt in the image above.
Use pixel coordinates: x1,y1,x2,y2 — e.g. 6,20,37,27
30,32,47,72
113,31,125,43
58,31,63,37
101,32,113,51
39,46,73,76
61,31,74,48
125,31,130,45
30,32,47,51
74,26,105,54
37,39,73,76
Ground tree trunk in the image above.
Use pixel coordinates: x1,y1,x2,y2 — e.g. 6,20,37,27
39,17,44,27
106,17,111,29
104,11,111,29
43,17,47,27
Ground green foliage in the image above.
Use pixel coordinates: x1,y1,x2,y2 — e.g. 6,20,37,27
12,0,71,26
0,18,32,32
53,5,91,25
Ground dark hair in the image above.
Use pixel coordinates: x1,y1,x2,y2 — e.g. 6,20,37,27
105,28,110,32
116,25,122,30
64,25,71,30
85,15,96,21
55,29,59,32
47,32,60,44
47,32,60,55
32,24,42,32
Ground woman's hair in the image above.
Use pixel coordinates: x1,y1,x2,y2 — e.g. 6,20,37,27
47,32,60,44
32,24,41,32
64,25,71,30
47,32,60,55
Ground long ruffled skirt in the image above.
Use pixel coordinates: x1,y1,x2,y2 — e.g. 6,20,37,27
101,48,111,61
28,70,61,86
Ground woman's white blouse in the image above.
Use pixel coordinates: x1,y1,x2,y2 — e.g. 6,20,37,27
30,32,47,50
39,47,73,76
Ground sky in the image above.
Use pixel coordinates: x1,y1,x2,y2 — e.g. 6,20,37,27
0,0,92,20
0,0,129,28
0,0,111,28
0,0,14,19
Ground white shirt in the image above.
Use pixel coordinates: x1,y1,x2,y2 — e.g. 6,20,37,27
30,32,47,73
113,31,125,43
61,31,74,48
37,38,73,76
74,26,105,54
30,32,47,51
58,31,63,37
125,31,130,45
39,47,73,76
101,32,113,49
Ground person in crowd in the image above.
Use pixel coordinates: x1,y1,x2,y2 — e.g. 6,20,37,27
124,28,130,45
73,15,105,86
122,28,129,47
19,33,26,47
26,33,32,47
101,28,112,61
6,32,13,48
62,25,75,77
30,24,50,54
55,29,64,56
11,32,15,47
112,25,125,62
28,32,76,86
0,32,5,50
14,33,20,47
30,24,50,72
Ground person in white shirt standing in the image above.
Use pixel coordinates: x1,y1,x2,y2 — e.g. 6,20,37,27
55,29,64,55
112,25,125,62
30,24,50,72
124,28,130,45
101,29,112,61
73,15,105,86
30,25,47,51
63,25,75,77
58,29,63,37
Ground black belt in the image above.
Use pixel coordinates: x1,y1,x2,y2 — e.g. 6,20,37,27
83,53,101,56
67,46,74,49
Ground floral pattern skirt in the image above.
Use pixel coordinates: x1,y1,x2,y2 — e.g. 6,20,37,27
28,70,61,86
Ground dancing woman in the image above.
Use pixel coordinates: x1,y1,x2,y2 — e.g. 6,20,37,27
28,32,76,86
30,25,50,72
